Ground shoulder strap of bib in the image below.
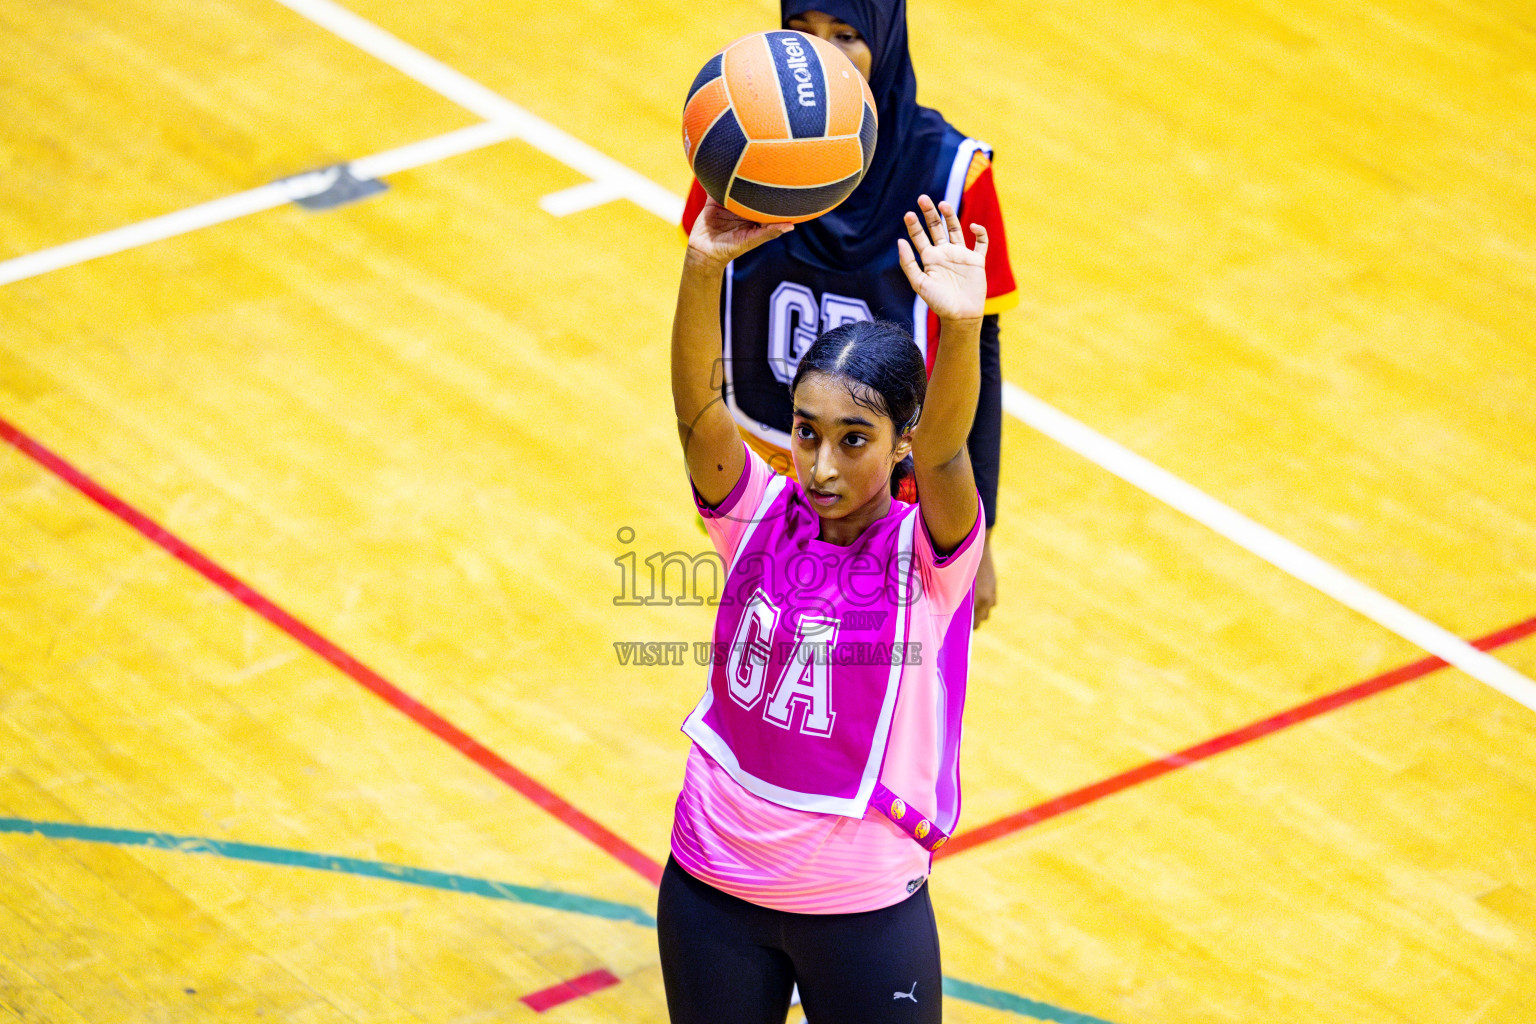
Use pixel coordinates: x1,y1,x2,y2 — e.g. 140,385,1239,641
862,509,946,851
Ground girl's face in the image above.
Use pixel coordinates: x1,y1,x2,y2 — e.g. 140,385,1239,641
791,373,911,525
786,10,873,81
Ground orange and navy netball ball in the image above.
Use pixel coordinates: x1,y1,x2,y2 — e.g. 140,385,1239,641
682,30,877,224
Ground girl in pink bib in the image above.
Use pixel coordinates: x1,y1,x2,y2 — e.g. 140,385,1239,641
661,190,988,1024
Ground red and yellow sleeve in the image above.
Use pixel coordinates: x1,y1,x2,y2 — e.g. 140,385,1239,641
690,155,1017,315
956,152,1019,316
682,179,708,237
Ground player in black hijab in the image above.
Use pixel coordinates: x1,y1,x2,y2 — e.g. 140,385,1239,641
681,0,1017,629
779,0,953,268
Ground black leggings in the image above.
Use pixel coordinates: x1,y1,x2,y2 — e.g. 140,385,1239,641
657,857,942,1024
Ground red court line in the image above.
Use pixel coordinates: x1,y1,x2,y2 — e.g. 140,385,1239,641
0,414,665,886
939,614,1536,859
521,968,622,1012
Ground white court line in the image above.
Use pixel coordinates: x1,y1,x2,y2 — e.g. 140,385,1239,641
272,0,684,223
0,121,516,288
1004,383,1536,711
349,119,517,180
0,183,294,287
539,179,627,218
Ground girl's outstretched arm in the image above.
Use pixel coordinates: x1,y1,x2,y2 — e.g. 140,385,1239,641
896,195,989,553
672,199,792,507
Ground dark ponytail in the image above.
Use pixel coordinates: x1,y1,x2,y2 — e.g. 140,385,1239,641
889,453,915,499
790,319,926,496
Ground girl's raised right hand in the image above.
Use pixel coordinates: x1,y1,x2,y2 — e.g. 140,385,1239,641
685,197,794,271
896,194,988,324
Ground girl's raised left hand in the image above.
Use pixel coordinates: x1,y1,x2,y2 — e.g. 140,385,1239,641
896,194,988,323
686,197,794,271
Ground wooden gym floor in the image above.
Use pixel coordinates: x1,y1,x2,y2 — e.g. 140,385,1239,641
1,0,1533,1021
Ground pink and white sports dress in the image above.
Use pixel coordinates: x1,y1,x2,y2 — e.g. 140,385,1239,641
671,444,982,913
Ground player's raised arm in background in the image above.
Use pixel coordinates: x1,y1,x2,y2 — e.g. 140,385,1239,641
897,195,989,553
672,199,793,507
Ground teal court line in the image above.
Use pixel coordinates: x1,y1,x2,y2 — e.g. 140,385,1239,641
0,817,1120,1024
941,977,1121,1024
0,817,654,926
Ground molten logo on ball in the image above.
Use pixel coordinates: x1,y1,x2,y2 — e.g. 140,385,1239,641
779,36,818,108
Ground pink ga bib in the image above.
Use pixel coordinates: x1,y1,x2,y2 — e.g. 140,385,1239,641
683,474,925,825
